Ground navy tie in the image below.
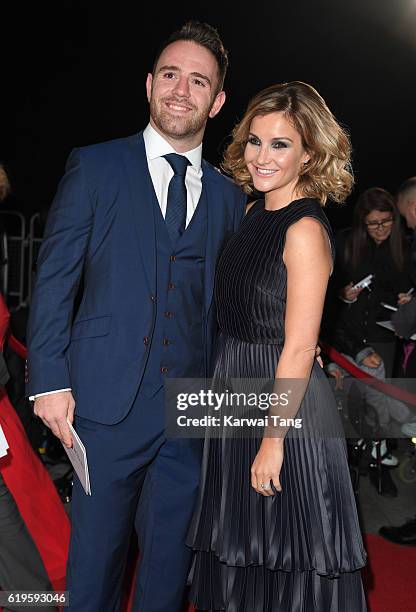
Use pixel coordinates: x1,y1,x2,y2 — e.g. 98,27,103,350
163,153,190,243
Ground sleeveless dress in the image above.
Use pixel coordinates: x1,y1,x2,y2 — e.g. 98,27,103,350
187,198,367,611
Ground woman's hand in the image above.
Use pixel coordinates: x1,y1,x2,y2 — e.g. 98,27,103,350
361,351,382,368
340,282,361,302
315,344,324,368
251,438,284,497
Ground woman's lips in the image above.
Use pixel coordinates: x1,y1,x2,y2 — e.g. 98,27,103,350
254,166,278,177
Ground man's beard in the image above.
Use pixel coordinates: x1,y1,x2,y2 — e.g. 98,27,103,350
150,95,211,141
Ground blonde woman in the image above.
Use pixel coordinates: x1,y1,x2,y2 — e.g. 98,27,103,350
188,82,367,611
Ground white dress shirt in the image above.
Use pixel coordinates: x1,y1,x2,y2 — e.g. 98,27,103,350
31,124,204,401
143,123,203,226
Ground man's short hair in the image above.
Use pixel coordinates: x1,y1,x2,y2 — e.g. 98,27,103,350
397,177,416,203
152,21,228,94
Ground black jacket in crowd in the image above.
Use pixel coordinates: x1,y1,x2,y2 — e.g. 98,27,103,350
324,228,412,361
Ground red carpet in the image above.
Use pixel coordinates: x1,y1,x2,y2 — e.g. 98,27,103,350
186,535,416,611
121,533,416,612
363,533,416,612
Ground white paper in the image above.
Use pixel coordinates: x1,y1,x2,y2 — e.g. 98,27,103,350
0,424,9,458
380,302,398,312
63,420,91,495
376,320,416,341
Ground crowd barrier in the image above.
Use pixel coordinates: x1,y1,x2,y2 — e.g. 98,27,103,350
321,341,416,407
0,210,43,309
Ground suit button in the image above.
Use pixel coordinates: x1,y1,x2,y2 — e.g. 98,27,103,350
170,255,176,262
163,338,170,346
161,366,168,373
143,337,149,345
164,311,173,318
168,283,175,290
150,294,156,302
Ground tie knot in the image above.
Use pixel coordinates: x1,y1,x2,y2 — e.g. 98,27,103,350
164,153,190,177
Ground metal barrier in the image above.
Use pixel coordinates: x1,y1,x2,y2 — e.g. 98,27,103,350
0,211,46,307
0,211,26,308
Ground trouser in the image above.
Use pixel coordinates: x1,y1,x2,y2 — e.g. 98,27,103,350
0,473,55,612
66,387,203,612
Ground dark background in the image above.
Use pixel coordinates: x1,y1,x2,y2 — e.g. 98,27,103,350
2,0,416,229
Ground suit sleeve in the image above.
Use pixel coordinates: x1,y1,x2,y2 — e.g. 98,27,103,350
26,149,94,396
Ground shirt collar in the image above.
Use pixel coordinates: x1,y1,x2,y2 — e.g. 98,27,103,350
143,123,202,171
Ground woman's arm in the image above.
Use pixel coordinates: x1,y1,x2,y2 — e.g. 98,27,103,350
251,217,332,496
278,216,332,378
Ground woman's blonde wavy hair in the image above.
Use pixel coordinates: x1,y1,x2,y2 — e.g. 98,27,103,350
222,81,353,205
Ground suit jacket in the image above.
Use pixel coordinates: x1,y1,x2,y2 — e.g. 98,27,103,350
26,132,246,424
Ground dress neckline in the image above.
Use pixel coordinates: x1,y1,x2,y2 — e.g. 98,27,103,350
260,197,313,213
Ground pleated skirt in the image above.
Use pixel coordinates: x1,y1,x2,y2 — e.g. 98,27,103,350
187,334,367,611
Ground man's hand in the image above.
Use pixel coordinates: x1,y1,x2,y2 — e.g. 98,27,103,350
33,391,75,448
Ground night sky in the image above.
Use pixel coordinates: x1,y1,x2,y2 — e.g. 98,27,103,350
2,0,416,229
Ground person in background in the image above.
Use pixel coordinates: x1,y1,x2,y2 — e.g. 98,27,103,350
325,187,413,490
393,177,416,378
379,176,416,546
331,187,411,377
0,164,69,610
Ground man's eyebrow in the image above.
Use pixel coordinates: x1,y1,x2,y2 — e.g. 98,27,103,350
190,72,211,86
157,65,212,86
157,64,180,73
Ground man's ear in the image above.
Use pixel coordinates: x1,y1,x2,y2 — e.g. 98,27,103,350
209,91,226,119
146,73,153,103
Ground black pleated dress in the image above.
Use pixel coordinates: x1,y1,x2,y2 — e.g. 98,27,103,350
187,198,367,611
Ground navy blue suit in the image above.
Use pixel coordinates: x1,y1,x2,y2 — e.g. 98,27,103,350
27,132,245,611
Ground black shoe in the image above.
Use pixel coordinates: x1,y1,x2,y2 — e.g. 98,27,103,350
368,464,398,497
379,517,416,546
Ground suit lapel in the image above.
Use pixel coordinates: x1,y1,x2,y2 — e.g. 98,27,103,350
202,162,231,314
123,133,156,294
122,141,231,310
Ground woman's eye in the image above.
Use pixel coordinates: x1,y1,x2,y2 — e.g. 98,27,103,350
248,136,260,146
272,141,288,149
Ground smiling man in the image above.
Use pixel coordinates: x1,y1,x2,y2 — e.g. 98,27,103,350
26,21,246,612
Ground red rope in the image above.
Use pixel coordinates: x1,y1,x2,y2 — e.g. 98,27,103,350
321,342,416,406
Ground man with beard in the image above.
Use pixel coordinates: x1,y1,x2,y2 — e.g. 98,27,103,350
26,21,246,611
